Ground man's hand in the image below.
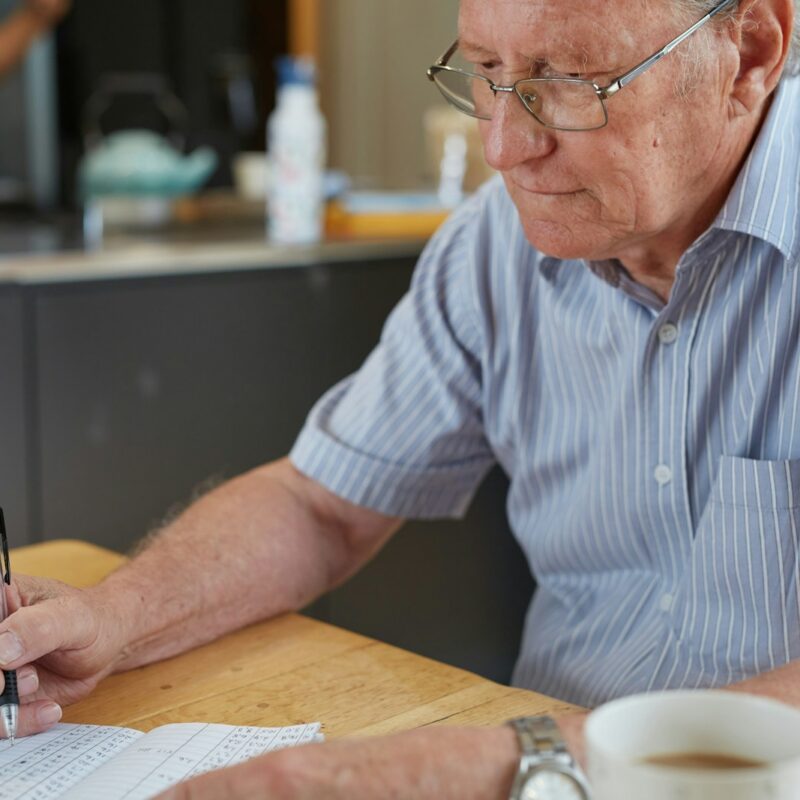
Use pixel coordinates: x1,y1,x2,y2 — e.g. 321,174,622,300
156,726,521,800
556,711,588,769
0,576,127,738
24,0,71,29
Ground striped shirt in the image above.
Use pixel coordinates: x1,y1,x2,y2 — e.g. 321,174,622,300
291,76,800,707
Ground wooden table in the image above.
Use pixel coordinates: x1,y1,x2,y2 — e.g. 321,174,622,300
12,540,577,736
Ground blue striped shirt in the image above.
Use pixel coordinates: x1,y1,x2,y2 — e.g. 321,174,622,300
291,76,800,707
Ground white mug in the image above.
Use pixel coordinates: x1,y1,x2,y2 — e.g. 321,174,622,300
585,690,800,800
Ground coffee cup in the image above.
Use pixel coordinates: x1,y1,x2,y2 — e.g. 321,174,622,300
585,690,800,799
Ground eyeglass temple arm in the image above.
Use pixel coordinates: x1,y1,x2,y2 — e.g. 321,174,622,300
427,40,460,80
599,0,737,97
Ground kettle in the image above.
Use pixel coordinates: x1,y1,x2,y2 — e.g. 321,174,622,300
80,129,217,198
78,74,218,199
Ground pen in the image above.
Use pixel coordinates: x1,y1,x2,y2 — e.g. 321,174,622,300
0,508,18,744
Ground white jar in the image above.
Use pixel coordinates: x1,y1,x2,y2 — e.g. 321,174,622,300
267,58,327,244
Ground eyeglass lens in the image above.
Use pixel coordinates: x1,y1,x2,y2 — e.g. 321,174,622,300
432,70,606,130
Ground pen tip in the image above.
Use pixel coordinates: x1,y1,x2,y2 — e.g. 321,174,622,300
9,736,14,746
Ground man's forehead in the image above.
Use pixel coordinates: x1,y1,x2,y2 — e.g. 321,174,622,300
457,0,651,62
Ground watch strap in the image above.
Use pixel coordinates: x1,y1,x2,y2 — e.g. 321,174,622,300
509,715,569,767
507,715,590,799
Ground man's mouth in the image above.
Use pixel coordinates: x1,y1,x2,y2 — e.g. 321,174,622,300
508,175,580,196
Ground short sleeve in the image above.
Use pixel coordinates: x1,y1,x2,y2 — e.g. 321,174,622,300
290,190,496,519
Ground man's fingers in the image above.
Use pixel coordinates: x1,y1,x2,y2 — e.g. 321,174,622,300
4,582,22,616
10,574,65,608
13,665,39,698
3,699,62,740
0,630,24,671
0,600,94,671
0,665,35,696
0,664,43,707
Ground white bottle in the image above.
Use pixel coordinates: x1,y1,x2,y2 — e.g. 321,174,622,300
267,57,327,244
437,132,468,209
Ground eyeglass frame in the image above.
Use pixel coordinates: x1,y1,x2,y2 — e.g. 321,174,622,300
426,0,738,131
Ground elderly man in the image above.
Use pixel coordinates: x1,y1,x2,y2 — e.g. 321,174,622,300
1,0,798,796
0,0,70,78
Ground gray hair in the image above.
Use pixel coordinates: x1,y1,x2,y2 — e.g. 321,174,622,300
680,0,800,77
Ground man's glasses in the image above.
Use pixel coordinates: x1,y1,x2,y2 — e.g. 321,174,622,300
426,0,737,132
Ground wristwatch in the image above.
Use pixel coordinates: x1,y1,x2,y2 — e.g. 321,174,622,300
507,716,592,800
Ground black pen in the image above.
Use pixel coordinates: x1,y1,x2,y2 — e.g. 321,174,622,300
0,508,18,744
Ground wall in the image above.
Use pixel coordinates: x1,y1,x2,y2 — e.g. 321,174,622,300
319,0,460,189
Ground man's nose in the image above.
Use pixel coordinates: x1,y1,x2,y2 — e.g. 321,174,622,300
481,91,556,171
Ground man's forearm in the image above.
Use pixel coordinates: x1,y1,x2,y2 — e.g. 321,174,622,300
276,726,520,800
552,659,800,771
724,658,800,705
91,458,400,672
161,725,521,800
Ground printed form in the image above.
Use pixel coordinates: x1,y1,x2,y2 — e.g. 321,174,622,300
0,721,323,799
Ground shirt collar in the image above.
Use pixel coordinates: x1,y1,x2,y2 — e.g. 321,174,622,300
540,76,800,284
714,75,800,265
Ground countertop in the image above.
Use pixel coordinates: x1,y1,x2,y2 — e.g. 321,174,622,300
0,213,428,285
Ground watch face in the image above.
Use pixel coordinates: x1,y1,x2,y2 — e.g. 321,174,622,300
520,769,587,800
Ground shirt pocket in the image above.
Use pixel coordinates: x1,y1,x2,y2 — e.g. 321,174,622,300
672,455,800,682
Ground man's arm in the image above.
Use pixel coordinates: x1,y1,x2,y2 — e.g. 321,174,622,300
159,726,521,800
0,457,402,733
724,659,800,705
106,457,403,671
2,458,523,800
552,660,800,770
146,641,800,800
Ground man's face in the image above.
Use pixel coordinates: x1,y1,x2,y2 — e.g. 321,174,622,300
459,0,738,264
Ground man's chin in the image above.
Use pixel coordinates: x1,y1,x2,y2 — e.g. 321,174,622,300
504,180,614,260
519,218,605,262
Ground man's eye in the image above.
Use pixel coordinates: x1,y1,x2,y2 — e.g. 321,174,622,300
545,69,585,79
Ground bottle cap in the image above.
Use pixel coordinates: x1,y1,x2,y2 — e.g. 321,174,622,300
275,56,317,87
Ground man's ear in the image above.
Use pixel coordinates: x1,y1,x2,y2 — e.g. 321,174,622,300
728,0,793,114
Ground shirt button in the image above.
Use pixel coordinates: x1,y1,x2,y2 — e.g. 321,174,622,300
659,593,674,612
654,464,673,486
658,323,678,345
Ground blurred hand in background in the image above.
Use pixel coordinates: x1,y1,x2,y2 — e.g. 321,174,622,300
25,0,72,28
0,0,71,78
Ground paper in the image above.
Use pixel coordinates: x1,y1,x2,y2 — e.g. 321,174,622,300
0,721,323,799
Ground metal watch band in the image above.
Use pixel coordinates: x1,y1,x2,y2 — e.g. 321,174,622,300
510,716,569,765
507,715,590,800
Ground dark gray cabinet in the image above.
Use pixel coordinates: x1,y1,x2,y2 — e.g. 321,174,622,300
33,260,414,547
0,288,29,538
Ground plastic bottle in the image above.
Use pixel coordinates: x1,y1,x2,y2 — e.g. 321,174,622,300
267,57,327,244
437,132,468,209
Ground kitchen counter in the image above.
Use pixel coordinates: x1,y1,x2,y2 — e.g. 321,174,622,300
0,214,427,284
